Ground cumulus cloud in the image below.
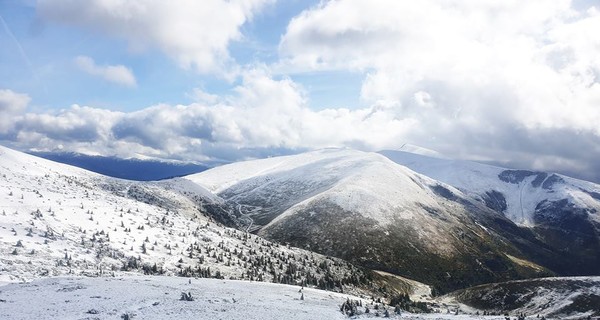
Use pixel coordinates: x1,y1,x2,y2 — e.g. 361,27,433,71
278,0,600,181
2,71,415,162
38,0,273,75
75,56,137,87
0,89,30,134
3,66,600,182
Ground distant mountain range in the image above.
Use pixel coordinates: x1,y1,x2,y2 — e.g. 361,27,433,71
29,151,209,180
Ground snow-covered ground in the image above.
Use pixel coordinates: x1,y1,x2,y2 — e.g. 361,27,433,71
1,275,596,319
0,275,506,320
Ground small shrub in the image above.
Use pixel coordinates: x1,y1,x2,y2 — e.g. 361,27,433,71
180,292,194,301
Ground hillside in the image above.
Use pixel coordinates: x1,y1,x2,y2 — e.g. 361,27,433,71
379,149,600,277
0,145,378,295
186,149,582,293
2,145,600,317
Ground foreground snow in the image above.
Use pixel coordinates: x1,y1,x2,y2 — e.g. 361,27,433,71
0,275,503,320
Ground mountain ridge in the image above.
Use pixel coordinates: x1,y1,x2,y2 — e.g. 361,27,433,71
186,148,600,292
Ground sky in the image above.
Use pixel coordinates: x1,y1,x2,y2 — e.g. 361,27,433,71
1,0,600,182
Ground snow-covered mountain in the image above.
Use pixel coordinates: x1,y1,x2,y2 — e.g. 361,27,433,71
2,144,599,317
186,148,596,293
379,149,600,226
0,145,380,296
379,150,600,277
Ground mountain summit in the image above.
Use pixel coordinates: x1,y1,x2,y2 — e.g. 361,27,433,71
186,148,600,292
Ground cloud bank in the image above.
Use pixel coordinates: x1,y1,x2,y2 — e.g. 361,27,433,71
0,71,414,161
278,0,600,180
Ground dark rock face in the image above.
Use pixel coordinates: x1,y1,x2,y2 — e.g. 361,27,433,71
430,185,458,201
498,170,540,184
530,172,548,187
482,190,508,213
532,199,600,275
581,188,600,201
498,170,552,188
541,174,564,190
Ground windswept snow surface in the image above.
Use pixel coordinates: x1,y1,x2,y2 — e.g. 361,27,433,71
1,275,595,319
187,149,459,227
0,275,513,320
0,276,357,320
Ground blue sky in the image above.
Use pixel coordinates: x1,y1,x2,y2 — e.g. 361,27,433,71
0,0,362,111
1,0,600,183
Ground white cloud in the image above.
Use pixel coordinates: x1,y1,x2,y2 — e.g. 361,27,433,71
38,0,273,75
3,71,414,161
188,88,220,105
277,0,600,179
0,89,29,113
3,68,600,182
75,56,137,87
0,89,30,134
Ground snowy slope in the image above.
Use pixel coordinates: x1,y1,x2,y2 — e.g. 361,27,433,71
187,149,482,254
0,276,363,320
397,143,450,159
0,145,379,297
186,149,570,293
189,149,455,228
379,150,600,226
0,144,218,281
2,145,598,318
0,275,533,320
1,275,596,319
